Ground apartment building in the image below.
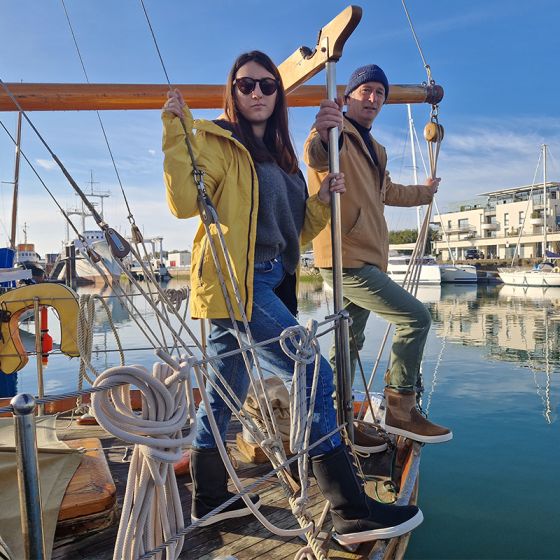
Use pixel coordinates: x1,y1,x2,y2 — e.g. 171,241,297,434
431,182,560,260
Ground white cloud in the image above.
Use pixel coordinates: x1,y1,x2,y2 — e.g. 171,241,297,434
35,158,57,171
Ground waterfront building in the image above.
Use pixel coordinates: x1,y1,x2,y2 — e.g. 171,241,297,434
431,181,560,261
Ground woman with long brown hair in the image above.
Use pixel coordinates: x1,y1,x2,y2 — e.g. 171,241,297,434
162,50,422,544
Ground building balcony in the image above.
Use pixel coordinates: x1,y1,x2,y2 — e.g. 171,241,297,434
530,217,544,226
481,222,500,231
446,224,474,234
484,207,497,216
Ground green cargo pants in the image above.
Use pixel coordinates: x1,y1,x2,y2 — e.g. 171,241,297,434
320,264,431,390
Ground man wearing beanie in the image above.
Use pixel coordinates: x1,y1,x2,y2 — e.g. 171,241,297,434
304,64,452,447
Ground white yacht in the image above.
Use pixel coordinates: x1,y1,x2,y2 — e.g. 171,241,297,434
497,262,560,287
387,254,441,285
439,263,478,283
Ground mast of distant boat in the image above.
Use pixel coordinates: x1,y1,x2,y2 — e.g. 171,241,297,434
407,104,422,232
542,144,548,257
9,112,22,250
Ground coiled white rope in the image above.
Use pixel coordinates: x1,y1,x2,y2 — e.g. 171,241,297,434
91,357,197,560
76,293,126,412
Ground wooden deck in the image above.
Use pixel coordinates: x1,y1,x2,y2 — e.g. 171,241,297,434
51,417,413,560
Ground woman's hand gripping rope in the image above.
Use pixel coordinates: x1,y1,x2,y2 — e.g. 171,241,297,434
163,88,185,118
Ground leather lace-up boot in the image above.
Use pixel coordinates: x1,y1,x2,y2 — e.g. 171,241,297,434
383,388,452,444
353,420,389,454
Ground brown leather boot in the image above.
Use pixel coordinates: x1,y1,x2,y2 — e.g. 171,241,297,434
353,420,389,454
384,388,452,444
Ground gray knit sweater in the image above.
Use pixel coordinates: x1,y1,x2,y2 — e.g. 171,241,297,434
254,161,307,274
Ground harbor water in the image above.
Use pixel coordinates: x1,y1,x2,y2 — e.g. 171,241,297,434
12,279,560,559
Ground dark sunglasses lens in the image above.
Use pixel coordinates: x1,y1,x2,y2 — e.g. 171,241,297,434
236,78,256,95
259,79,278,95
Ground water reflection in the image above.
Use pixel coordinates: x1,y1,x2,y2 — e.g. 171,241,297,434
299,280,558,424
10,277,557,425
428,283,558,424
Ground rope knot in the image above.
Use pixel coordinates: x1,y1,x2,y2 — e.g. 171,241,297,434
280,321,319,365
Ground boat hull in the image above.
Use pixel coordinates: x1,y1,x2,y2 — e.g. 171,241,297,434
387,263,441,285
498,268,560,287
440,264,478,284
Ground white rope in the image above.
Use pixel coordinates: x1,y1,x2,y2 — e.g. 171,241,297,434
76,293,126,412
91,358,197,560
279,320,322,518
190,359,315,539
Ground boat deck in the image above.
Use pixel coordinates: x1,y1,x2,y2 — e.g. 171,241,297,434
51,417,412,560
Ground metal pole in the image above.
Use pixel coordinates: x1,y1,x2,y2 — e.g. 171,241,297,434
11,393,46,560
325,61,353,441
33,298,45,416
9,111,22,250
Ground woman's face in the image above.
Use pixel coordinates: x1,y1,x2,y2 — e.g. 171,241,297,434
234,61,278,126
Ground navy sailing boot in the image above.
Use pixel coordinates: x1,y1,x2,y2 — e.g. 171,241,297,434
311,445,423,546
190,447,261,527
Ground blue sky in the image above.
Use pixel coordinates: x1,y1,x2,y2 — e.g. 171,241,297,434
1,0,559,255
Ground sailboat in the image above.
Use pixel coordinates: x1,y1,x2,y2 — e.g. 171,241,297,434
498,145,560,287
387,105,477,285
0,5,449,560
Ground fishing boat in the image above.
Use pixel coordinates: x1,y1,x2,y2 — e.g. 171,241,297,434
15,238,46,281
0,4,448,560
51,185,122,285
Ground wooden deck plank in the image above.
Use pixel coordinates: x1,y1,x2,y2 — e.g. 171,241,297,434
50,417,410,560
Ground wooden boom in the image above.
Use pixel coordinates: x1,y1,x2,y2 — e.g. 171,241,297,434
0,6,443,111
0,82,443,111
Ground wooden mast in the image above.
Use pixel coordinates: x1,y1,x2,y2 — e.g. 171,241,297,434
9,112,22,250
0,82,443,112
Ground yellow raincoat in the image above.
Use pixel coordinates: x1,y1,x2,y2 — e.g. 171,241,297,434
162,106,330,321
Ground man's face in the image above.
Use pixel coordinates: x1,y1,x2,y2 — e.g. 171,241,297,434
345,81,385,128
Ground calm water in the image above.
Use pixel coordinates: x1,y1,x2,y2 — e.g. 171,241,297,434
12,280,560,559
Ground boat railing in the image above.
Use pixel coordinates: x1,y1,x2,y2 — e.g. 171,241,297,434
0,385,344,560
0,296,349,560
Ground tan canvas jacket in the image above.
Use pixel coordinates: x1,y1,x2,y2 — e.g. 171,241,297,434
303,117,434,271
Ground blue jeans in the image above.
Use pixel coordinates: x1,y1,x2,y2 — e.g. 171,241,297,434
193,257,341,456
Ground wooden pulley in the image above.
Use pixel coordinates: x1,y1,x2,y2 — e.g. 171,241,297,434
424,121,444,143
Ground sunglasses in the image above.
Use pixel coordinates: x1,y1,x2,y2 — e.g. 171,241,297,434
233,77,279,96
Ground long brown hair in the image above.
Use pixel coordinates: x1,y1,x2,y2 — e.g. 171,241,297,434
224,51,299,174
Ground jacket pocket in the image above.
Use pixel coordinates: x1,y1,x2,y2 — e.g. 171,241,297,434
197,237,208,281
345,208,365,238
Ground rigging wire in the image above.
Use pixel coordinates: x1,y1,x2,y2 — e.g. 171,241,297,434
139,0,173,87
60,0,135,225
0,118,84,242
401,0,434,84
